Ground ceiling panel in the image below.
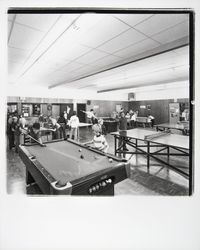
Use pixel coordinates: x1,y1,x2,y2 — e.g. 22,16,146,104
72,65,97,76
135,14,189,36
112,14,153,27
152,21,189,44
47,41,92,62
98,28,147,53
8,47,29,63
15,14,61,32
8,14,15,22
91,54,123,69
9,23,44,51
74,49,109,64
57,61,85,73
8,61,23,75
114,38,160,58
80,15,130,48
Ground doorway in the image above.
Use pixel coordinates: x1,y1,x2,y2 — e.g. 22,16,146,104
77,103,86,123
60,104,73,119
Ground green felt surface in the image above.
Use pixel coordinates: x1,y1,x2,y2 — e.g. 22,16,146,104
25,141,119,182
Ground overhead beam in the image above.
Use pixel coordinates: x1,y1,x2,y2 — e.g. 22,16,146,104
97,77,188,93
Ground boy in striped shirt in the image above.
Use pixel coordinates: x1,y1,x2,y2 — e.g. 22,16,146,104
84,127,109,153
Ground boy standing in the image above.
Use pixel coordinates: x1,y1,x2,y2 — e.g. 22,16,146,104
69,111,79,140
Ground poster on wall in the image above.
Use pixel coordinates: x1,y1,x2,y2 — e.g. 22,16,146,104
116,104,122,112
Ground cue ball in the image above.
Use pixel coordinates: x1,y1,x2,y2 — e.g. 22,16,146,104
80,154,84,159
109,158,113,163
79,148,82,152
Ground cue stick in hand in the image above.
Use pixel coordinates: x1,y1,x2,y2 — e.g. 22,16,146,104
21,128,46,147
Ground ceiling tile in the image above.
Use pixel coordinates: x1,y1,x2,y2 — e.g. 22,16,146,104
92,54,122,69
9,23,44,51
8,61,23,75
97,28,147,53
112,14,153,27
8,14,15,22
72,65,97,76
47,41,92,62
80,15,130,48
114,38,160,58
57,61,85,73
15,14,61,32
74,49,109,64
8,47,29,63
152,21,189,44
135,14,189,36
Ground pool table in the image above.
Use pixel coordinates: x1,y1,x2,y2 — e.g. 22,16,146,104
19,139,130,195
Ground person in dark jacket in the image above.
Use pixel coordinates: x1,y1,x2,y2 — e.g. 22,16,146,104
57,114,67,139
7,115,15,150
11,116,21,153
118,112,128,154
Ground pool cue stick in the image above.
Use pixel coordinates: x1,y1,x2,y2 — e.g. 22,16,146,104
21,128,46,147
81,140,93,147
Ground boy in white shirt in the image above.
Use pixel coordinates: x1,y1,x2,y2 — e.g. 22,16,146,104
69,111,79,140
147,115,155,128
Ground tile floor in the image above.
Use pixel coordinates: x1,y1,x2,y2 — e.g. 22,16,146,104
6,128,189,196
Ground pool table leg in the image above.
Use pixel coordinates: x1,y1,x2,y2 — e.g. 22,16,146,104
26,169,35,185
114,136,117,156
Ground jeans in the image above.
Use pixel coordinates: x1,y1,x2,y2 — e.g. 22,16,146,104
70,127,78,140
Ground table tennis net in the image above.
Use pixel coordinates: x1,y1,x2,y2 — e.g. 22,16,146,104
144,131,171,140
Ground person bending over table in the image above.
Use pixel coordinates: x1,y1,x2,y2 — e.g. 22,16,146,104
83,128,109,153
49,117,61,139
26,122,44,146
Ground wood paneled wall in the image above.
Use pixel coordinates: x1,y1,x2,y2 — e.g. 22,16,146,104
7,96,129,118
87,100,129,117
128,98,189,124
7,96,73,104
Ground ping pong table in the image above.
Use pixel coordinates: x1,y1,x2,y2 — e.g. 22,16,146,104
135,117,152,128
111,128,189,178
155,122,189,135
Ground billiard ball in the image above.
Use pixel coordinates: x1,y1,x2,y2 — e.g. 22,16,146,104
80,154,84,159
79,148,82,152
109,158,113,163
